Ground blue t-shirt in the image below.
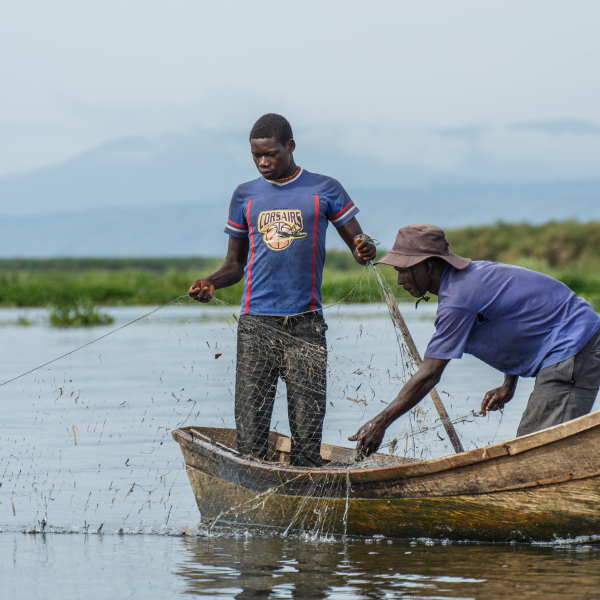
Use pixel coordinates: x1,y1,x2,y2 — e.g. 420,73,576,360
424,261,600,377
224,168,359,316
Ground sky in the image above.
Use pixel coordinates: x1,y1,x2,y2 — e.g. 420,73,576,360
1,0,599,178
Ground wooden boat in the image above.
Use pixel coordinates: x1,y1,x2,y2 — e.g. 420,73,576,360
172,410,600,542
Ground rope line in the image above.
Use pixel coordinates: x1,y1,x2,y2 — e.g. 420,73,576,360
0,295,189,388
0,265,387,390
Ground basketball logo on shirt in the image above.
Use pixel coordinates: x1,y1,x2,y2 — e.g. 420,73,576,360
258,210,307,251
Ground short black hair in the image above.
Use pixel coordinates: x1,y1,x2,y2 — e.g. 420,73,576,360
249,114,293,145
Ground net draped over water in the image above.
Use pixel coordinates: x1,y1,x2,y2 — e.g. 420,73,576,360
0,266,502,536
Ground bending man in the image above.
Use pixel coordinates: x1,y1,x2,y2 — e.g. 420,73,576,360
189,113,375,466
350,224,600,456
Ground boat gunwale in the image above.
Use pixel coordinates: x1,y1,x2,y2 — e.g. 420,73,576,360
173,409,600,485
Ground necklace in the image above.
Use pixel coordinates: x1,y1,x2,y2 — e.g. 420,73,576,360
275,166,301,183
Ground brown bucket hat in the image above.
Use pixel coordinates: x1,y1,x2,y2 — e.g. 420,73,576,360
376,224,471,270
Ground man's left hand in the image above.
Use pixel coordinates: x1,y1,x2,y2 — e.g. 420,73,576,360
354,234,377,262
481,385,515,415
348,414,387,457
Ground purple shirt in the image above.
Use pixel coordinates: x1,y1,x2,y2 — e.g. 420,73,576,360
224,168,359,316
424,261,600,377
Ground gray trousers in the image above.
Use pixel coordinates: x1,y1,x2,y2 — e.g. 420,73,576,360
234,313,328,467
517,327,600,437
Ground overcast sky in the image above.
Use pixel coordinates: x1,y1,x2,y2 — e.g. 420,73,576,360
1,0,599,178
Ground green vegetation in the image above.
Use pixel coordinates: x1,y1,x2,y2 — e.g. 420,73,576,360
0,253,406,308
446,220,600,309
446,220,600,269
49,304,115,327
0,315,35,327
0,220,599,309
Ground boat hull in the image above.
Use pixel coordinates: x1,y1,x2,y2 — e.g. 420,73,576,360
184,465,600,542
174,412,600,542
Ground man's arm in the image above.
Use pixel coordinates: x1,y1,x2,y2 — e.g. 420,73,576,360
349,358,450,456
481,374,518,415
188,236,249,303
336,217,376,264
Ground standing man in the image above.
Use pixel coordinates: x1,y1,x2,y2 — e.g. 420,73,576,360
350,224,600,456
189,114,375,466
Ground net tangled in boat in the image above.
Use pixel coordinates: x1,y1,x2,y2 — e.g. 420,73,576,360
0,265,501,537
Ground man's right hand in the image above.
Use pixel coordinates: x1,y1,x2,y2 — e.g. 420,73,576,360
348,414,388,457
188,279,215,303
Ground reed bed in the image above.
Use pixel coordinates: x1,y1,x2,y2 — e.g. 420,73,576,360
0,254,405,308
2,220,600,309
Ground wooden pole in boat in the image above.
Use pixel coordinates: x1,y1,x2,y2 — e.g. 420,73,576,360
385,292,464,454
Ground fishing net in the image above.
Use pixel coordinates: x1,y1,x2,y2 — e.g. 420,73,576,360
0,265,503,537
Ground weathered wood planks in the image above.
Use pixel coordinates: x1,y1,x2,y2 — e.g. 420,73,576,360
173,409,600,541
185,467,600,542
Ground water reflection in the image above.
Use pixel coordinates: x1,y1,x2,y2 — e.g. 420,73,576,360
177,535,600,599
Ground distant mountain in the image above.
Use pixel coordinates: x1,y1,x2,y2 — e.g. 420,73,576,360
1,179,599,257
3,122,600,218
1,124,600,256
0,129,447,219
0,131,254,218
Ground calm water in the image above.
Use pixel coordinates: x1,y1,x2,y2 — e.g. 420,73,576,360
1,299,598,598
2,532,599,599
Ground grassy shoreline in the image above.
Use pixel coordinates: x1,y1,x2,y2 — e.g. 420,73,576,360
1,221,599,309
1,259,598,311
0,262,407,308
